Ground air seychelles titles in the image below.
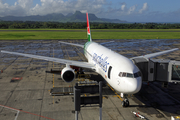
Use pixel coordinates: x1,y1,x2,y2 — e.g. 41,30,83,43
93,53,109,72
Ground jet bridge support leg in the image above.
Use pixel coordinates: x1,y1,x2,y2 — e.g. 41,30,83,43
121,93,129,107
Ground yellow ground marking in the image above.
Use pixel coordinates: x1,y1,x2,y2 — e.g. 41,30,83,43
53,48,55,88
175,116,180,119
53,48,55,104
103,96,108,99
53,74,54,88
78,74,91,81
107,84,123,101
113,95,118,97
65,46,71,60
74,45,87,61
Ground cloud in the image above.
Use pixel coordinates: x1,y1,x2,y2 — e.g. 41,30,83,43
139,3,148,14
28,0,106,16
121,3,126,11
17,0,33,9
128,5,137,14
0,0,33,17
121,5,126,11
0,0,146,18
106,3,137,17
1,1,179,22
0,0,106,17
29,0,68,15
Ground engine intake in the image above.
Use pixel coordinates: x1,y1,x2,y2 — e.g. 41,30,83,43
61,67,75,82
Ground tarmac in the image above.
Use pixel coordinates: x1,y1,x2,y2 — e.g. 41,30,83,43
0,39,180,120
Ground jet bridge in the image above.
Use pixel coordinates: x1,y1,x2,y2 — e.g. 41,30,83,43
132,58,180,84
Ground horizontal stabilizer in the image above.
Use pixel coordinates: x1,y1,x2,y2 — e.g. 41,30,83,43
59,41,84,48
100,41,114,45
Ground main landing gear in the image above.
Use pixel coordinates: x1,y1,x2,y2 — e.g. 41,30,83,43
121,93,129,107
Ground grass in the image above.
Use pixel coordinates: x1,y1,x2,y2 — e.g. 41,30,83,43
0,29,180,40
0,31,86,40
92,32,180,39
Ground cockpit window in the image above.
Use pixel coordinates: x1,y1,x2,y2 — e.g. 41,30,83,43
134,73,139,78
127,73,134,78
119,72,123,77
119,72,127,77
119,71,141,78
122,72,127,77
134,71,141,78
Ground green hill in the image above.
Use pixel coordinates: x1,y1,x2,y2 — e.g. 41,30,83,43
0,11,126,23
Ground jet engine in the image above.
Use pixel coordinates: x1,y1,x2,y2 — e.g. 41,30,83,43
61,67,75,82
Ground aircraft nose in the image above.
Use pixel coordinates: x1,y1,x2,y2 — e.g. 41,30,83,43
127,77,142,94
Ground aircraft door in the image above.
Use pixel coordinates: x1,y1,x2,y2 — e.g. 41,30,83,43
108,66,112,79
148,59,155,81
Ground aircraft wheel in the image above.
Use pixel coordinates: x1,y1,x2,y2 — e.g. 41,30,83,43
122,99,129,107
125,99,129,107
122,101,125,107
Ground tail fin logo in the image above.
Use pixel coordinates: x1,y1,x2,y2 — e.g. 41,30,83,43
86,13,90,34
87,26,90,35
86,12,92,42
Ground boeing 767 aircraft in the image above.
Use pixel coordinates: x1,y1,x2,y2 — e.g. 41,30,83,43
1,13,178,107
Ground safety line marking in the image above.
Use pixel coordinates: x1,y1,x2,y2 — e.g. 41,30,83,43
107,84,123,101
0,104,55,120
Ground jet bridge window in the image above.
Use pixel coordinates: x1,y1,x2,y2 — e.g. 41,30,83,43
171,65,180,81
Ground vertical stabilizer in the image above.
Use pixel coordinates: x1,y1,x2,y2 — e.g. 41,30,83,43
86,13,92,42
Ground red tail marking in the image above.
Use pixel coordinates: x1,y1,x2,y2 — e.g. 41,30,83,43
86,13,90,34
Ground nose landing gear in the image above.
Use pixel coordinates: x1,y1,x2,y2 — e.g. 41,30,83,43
122,98,129,107
121,93,129,107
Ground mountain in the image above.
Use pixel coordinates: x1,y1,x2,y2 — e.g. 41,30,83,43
0,13,66,22
67,11,103,22
0,11,126,23
101,18,126,23
66,13,73,17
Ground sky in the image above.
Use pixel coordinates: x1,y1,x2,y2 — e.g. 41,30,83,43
0,0,180,22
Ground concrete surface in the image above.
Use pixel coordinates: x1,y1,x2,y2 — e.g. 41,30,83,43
0,39,180,120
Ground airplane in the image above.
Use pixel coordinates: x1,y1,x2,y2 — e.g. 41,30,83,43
1,13,178,107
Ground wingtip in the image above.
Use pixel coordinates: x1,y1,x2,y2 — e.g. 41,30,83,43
171,48,179,51
175,48,179,50
1,50,9,53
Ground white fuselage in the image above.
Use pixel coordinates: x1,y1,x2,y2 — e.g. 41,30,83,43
84,42,142,94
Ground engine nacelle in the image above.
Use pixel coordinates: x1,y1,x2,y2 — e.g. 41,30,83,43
61,67,75,82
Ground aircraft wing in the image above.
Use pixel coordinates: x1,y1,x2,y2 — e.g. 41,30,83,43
131,48,179,59
1,50,95,69
59,41,84,48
